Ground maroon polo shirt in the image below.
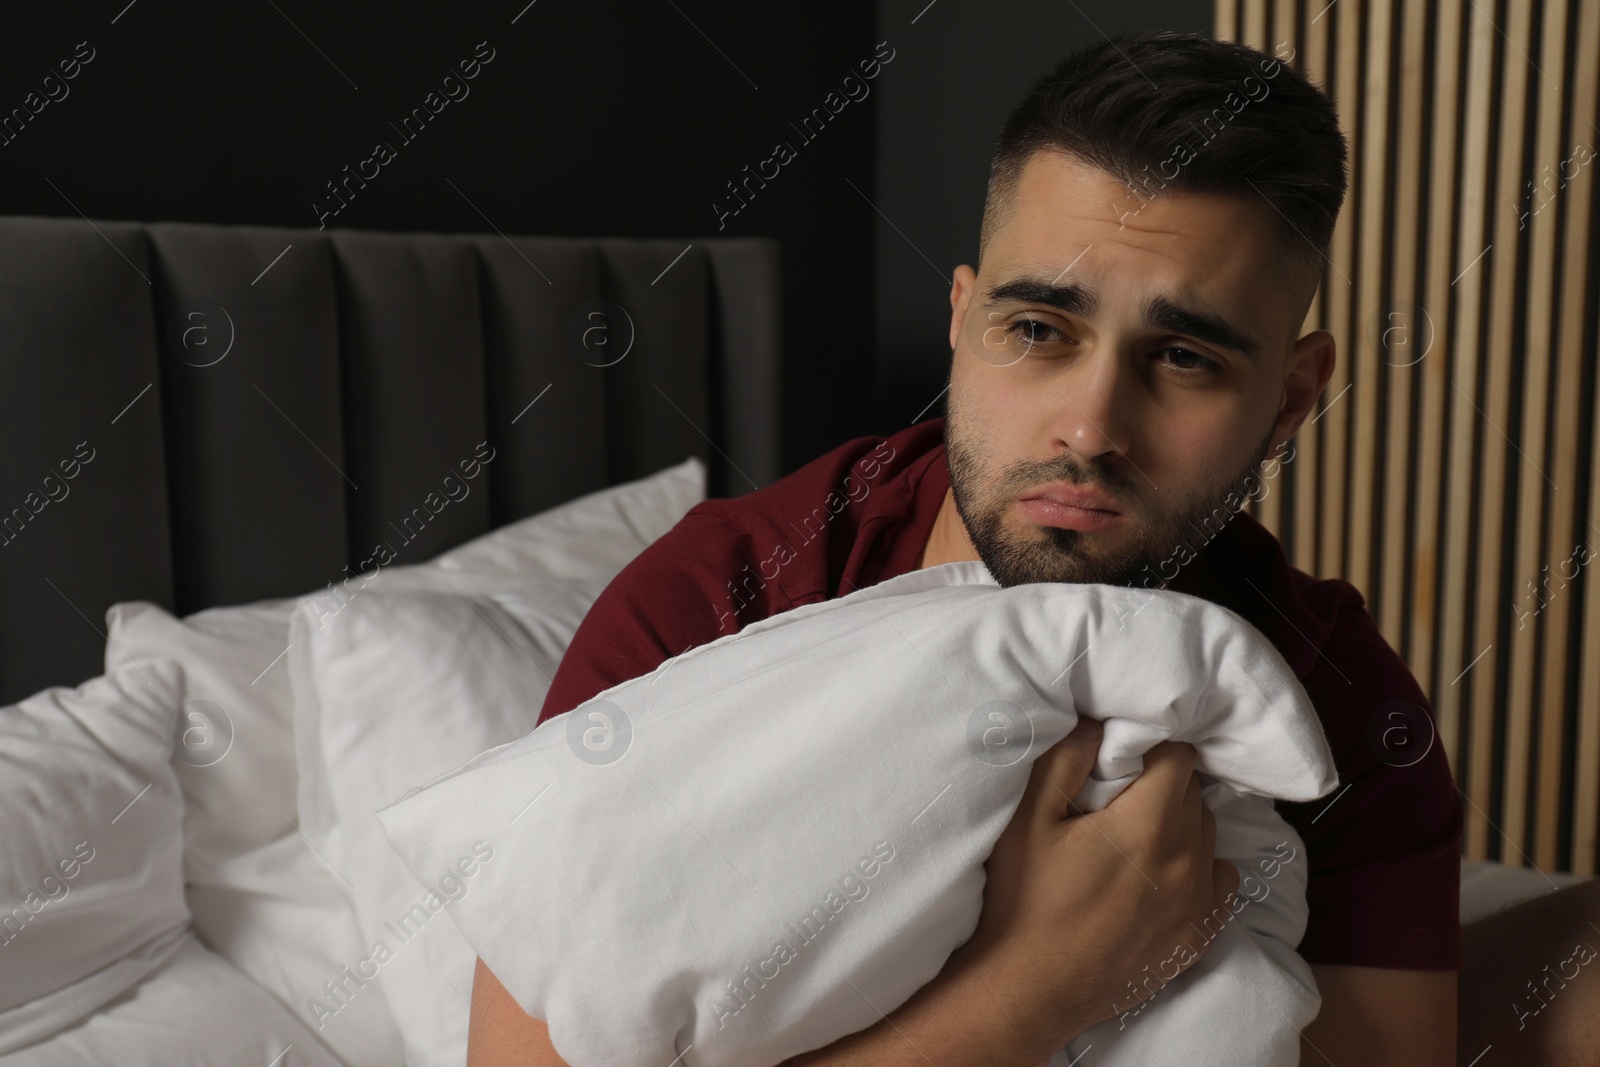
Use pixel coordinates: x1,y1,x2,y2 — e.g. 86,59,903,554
537,416,1463,971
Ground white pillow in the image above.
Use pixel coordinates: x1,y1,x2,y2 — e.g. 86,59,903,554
378,561,1339,1067
100,456,704,1055
0,662,189,1055
183,832,408,1067
288,576,612,1066
106,454,707,873
433,453,705,581
0,934,343,1066
105,598,302,878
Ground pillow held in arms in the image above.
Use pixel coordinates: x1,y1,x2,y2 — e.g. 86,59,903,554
378,560,1340,1067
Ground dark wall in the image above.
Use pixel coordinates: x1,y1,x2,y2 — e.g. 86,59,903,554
0,1,881,476
871,0,1212,431
4,1,1218,472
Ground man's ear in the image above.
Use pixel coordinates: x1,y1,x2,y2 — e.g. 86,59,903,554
1272,329,1337,452
949,264,977,351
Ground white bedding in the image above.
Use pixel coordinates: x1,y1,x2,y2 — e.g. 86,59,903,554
379,560,1341,1067
0,934,343,1067
289,576,612,1065
0,457,707,1066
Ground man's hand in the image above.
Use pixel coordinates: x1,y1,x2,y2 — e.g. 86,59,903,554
947,717,1243,1051
778,715,1241,1066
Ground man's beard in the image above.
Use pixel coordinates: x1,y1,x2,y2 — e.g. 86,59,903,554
945,411,1276,589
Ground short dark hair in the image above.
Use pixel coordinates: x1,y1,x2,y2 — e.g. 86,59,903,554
980,29,1349,341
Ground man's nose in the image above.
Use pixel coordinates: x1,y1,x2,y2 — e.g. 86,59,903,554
1046,346,1136,462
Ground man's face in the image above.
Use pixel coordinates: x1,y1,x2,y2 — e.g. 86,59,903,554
945,150,1327,588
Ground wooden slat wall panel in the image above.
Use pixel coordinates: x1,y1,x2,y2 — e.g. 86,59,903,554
1512,0,1570,871
1348,0,1391,608
1381,0,1427,653
1216,0,1238,43
1292,0,1333,574
1473,0,1536,865
1441,0,1499,854
1567,0,1600,876
1410,0,1465,783
1320,0,1361,582
1222,0,1600,874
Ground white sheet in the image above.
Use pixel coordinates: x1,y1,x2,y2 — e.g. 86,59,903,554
379,560,1340,1067
0,662,189,1054
0,934,342,1066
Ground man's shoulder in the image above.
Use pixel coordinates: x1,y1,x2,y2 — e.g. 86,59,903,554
1227,521,1463,969
1184,512,1367,680
534,420,946,725
646,417,945,603
1197,513,1448,786
687,417,944,538
1233,518,1420,717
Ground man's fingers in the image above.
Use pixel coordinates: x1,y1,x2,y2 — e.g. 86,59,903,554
1106,739,1197,824
1020,716,1103,824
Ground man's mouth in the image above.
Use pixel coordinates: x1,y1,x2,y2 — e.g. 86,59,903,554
1015,483,1123,533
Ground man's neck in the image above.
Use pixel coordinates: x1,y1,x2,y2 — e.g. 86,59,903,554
918,488,982,570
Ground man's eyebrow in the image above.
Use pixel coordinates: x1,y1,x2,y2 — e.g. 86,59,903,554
985,278,1097,318
1144,293,1265,366
983,276,1265,366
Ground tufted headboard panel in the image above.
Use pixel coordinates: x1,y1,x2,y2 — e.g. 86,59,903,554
0,216,782,704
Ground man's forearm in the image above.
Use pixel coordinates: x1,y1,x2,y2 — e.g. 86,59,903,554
775,942,1080,1067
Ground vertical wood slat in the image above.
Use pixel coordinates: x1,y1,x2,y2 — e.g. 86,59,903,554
1512,0,1572,870
1410,0,1465,774
1318,0,1362,582
1582,372,1600,871
1378,0,1429,657
1242,0,1270,50
1271,0,1298,54
1553,1,1600,872
1441,0,1500,859
1292,0,1335,575
1249,0,1306,541
1473,0,1537,864
1347,0,1392,612
1216,0,1239,43
1218,0,1600,874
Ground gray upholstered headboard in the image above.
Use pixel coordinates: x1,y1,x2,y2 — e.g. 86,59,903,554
0,216,782,704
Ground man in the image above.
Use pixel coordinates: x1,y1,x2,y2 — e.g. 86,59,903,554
467,29,1462,1065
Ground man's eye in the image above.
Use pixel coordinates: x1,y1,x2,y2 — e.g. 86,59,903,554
1006,317,1068,349
1158,346,1221,375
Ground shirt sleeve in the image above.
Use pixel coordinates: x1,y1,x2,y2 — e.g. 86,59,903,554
1279,597,1464,970
535,506,762,728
